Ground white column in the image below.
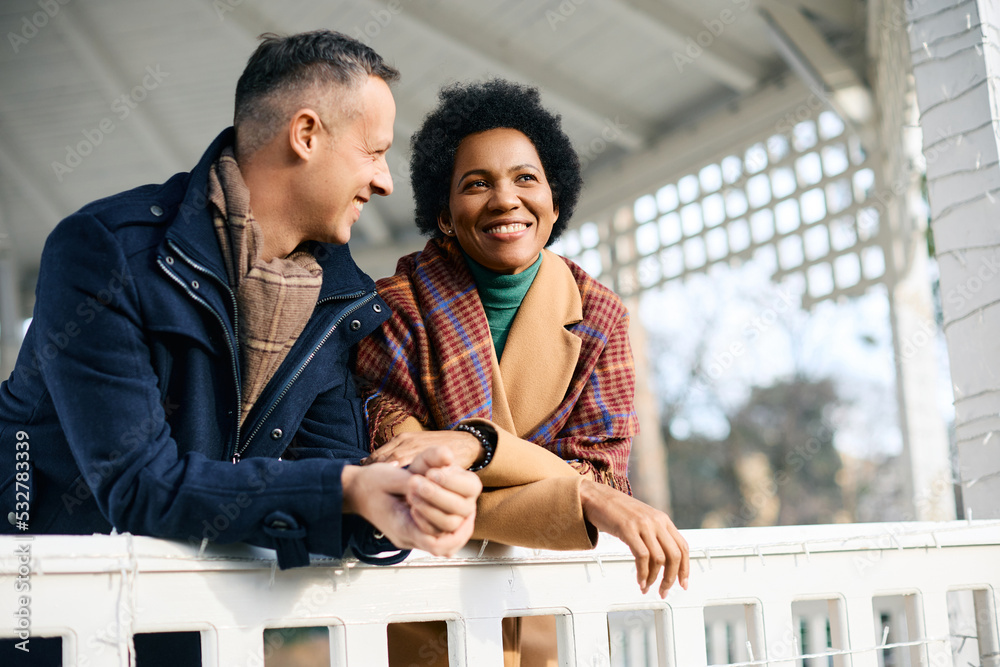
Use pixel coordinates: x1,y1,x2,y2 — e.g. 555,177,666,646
873,0,957,521
908,0,1000,517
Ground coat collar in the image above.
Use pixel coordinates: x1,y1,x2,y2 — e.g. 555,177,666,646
490,249,584,435
163,127,375,301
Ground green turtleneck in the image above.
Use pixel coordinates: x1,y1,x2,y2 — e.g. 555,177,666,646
463,251,543,360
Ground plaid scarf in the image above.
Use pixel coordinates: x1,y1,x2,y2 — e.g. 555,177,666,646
208,147,323,425
354,237,635,492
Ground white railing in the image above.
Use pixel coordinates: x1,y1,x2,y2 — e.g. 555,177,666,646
1,521,999,667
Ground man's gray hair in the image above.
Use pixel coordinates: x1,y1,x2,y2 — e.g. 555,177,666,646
234,30,400,158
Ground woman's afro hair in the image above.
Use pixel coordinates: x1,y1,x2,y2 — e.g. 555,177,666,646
409,79,582,243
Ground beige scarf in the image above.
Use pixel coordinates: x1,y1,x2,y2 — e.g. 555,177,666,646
208,147,323,425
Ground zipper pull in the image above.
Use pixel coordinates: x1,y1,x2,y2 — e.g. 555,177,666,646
231,453,241,464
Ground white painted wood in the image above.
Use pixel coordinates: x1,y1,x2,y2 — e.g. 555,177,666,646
671,606,709,666
456,617,504,667
908,0,1000,517
844,594,880,667
568,612,612,667
343,623,389,667
0,522,998,665
974,588,1000,667
916,590,952,667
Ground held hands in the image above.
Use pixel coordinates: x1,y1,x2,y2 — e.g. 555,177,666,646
342,446,482,557
579,479,690,598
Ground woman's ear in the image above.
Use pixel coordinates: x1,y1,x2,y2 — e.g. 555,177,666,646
437,210,454,236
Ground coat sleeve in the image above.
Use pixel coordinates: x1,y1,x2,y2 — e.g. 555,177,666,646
465,419,597,550
34,214,369,568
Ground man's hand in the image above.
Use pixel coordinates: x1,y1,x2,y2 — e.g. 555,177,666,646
579,480,689,597
342,446,483,557
364,430,484,469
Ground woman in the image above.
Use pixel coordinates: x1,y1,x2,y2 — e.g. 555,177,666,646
354,79,689,665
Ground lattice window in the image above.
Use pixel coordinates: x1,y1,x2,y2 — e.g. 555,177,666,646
553,110,890,309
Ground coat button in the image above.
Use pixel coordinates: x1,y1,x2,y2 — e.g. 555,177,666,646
270,428,283,440
191,280,199,289
7,512,15,526
150,205,164,216
165,256,174,265
349,319,361,331
373,304,382,313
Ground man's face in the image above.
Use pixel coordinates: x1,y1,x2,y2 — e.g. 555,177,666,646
305,76,395,245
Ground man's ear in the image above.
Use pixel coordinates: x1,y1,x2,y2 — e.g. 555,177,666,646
288,108,323,161
437,210,454,236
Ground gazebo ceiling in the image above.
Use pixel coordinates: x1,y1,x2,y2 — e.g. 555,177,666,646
0,0,867,291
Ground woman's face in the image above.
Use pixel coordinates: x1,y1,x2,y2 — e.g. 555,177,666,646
438,128,558,274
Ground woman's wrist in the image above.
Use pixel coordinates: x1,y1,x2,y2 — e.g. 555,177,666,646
453,423,497,471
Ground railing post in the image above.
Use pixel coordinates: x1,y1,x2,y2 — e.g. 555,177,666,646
706,618,727,664
915,590,952,667
671,607,708,666
562,611,611,666
973,588,1000,667
452,617,504,667
760,600,797,666
828,598,850,667
843,594,879,667
340,623,389,667
806,612,828,667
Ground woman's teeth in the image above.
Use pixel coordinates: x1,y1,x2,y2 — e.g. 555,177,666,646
353,198,364,213
487,223,527,235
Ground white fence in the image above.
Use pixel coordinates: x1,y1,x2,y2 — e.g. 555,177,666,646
1,521,999,666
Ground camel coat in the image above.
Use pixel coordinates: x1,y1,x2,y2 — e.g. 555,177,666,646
387,251,633,667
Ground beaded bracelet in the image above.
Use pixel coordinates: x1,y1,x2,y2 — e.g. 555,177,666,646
454,423,496,472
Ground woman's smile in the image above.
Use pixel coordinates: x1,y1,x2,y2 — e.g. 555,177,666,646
438,128,558,274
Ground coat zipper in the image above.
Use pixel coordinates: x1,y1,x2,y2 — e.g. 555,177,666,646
235,290,378,461
158,241,243,456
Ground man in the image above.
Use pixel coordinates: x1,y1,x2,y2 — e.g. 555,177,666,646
0,31,482,576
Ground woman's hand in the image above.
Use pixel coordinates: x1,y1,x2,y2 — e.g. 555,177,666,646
364,430,484,469
579,479,690,598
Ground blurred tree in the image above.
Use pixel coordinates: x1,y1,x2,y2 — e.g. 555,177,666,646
667,377,846,529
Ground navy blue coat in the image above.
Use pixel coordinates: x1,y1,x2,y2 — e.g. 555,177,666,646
0,128,400,568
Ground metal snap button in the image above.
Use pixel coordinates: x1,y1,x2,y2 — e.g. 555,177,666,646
349,320,361,331
165,256,174,265
373,304,382,313
7,512,15,525
150,205,164,216
191,280,199,289
270,428,283,440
